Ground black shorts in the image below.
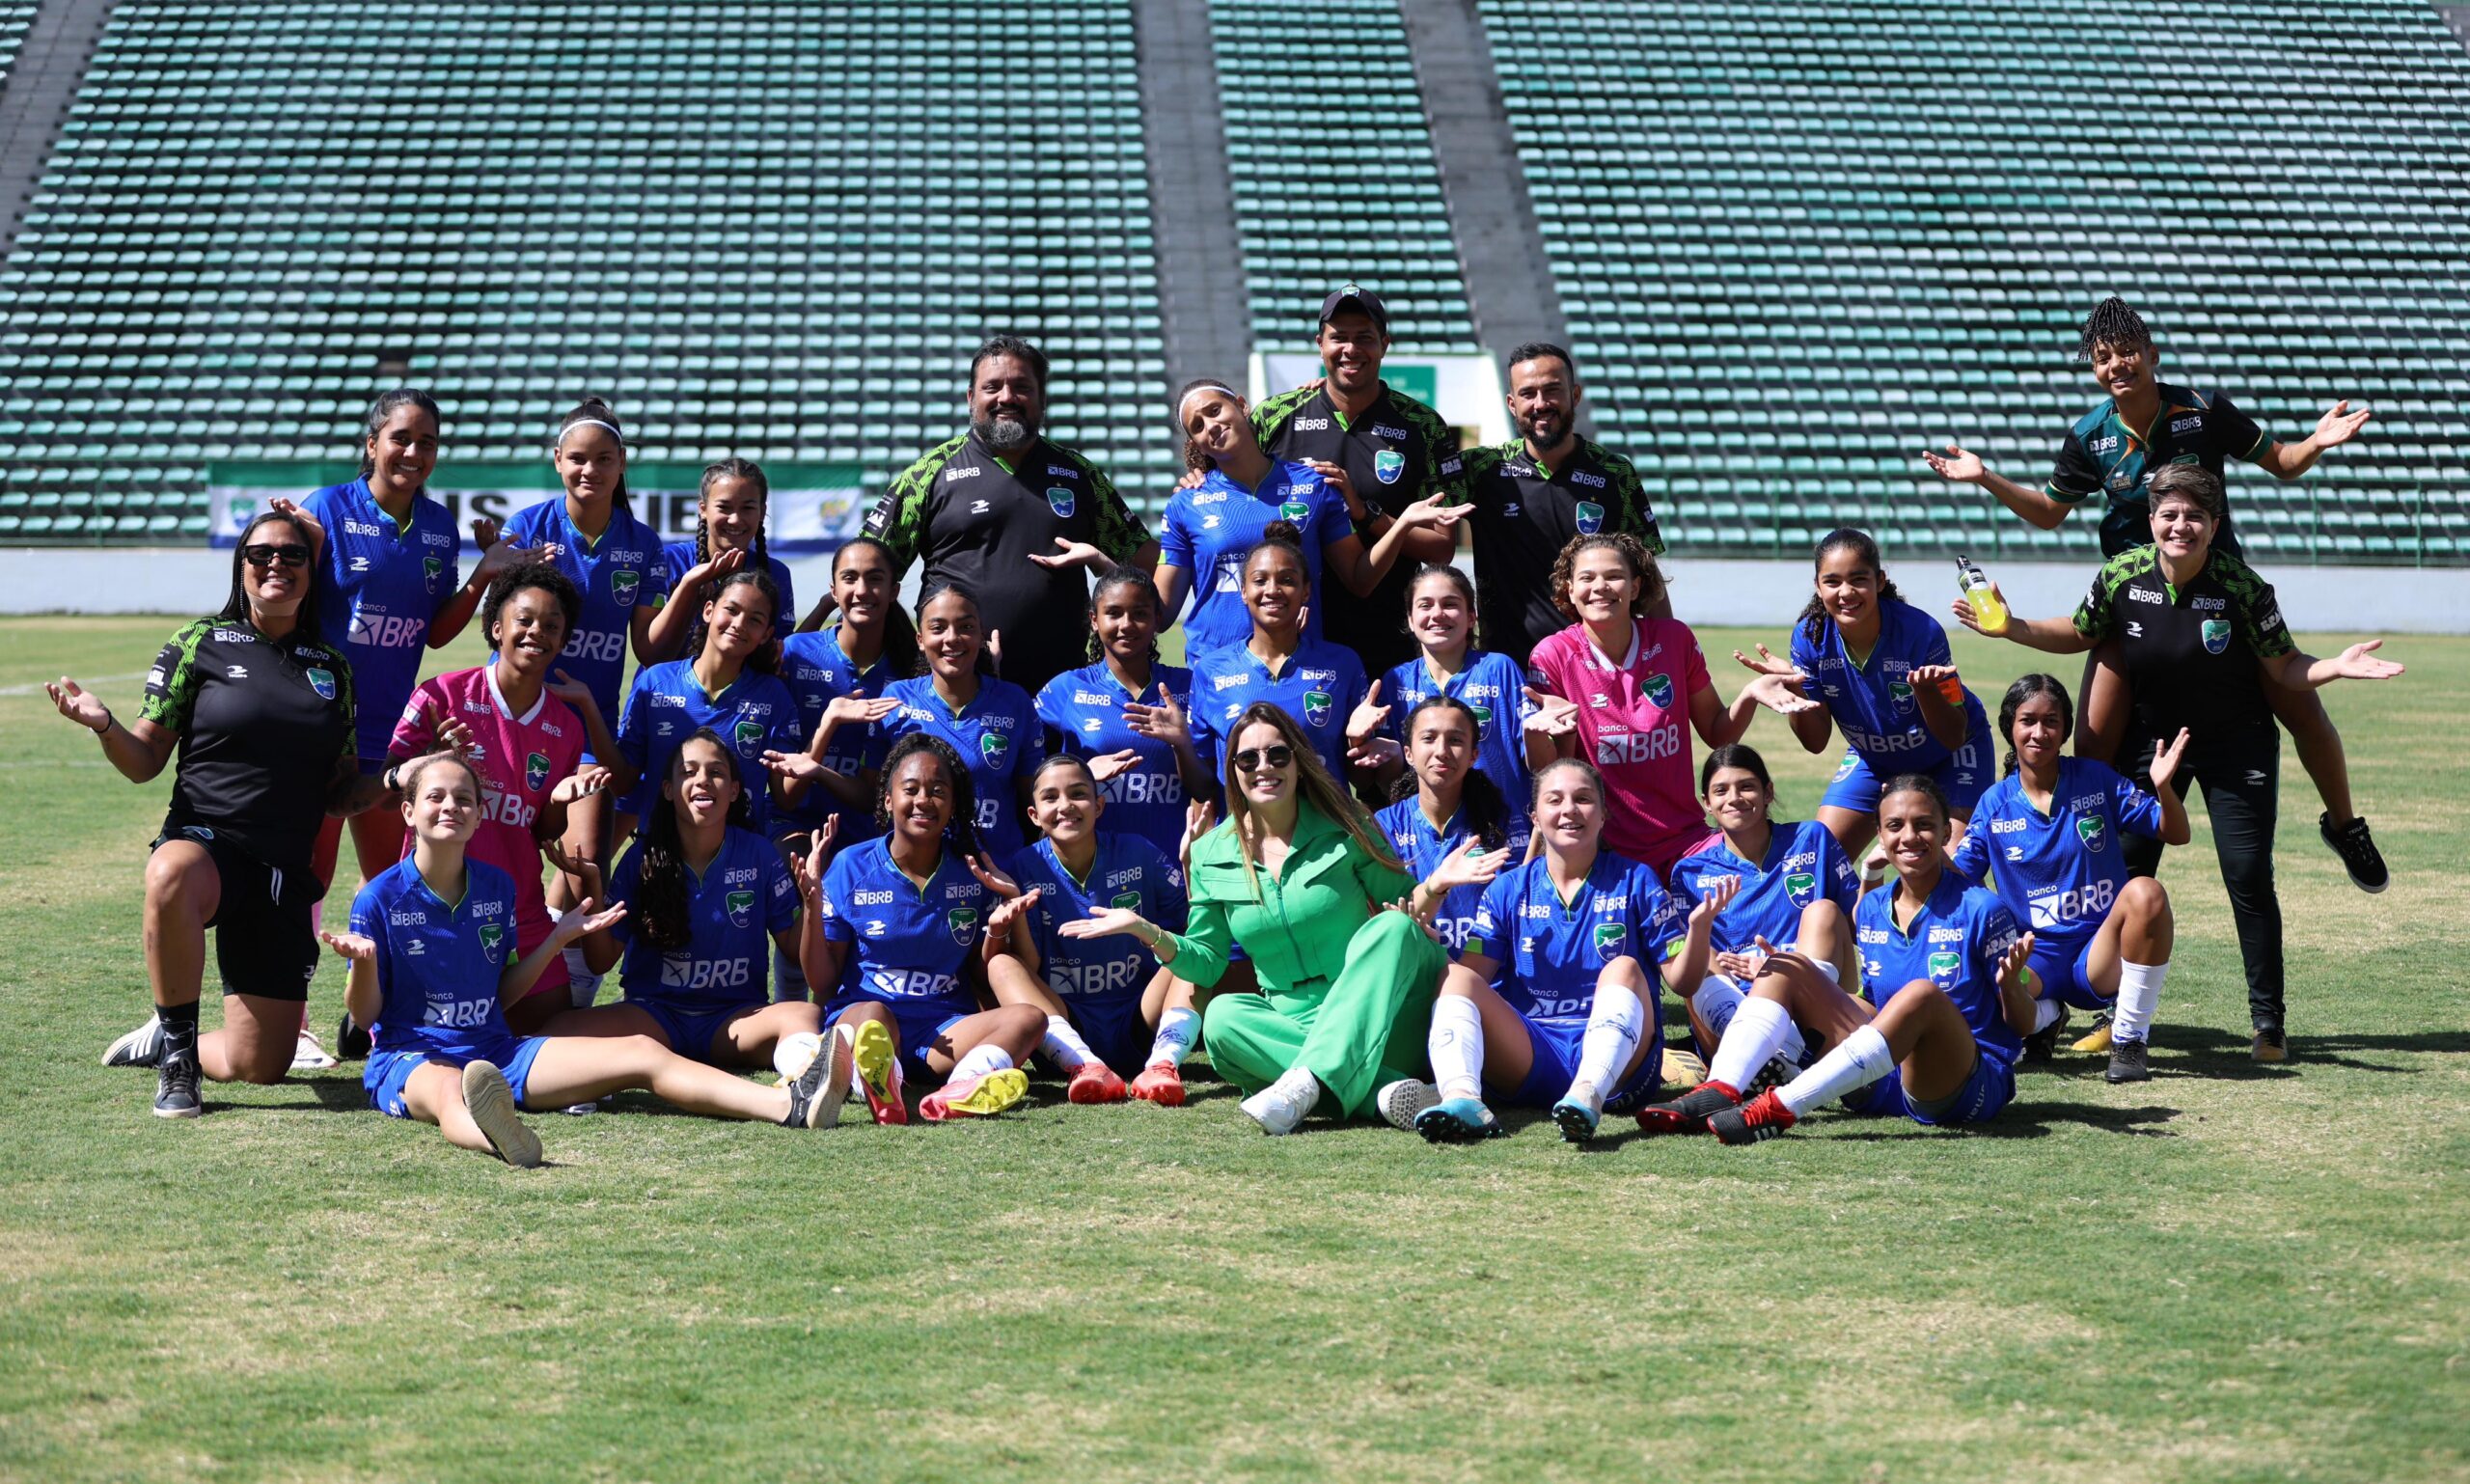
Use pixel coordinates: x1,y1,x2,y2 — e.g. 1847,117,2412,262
152,825,324,1002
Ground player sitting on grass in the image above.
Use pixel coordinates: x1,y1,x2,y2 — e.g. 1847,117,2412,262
1638,775,2038,1144
322,752,844,1167
1372,695,1522,958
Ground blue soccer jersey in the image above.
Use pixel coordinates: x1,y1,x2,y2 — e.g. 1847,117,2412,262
1853,872,2025,1062
777,628,900,838
1467,852,1684,1023
873,675,1044,860
1787,596,1987,772
1007,832,1187,1005
615,659,806,835
499,497,672,729
1035,661,1195,864
660,540,798,634
1950,757,2166,948
1375,797,1524,956
1380,649,1533,839
1667,818,1862,958
1156,463,1352,659
604,825,798,1012
1187,637,1368,783
818,836,997,1007
302,479,462,765
349,857,523,1066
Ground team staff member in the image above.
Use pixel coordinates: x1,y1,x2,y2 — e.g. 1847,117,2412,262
1957,465,2402,1062
67,509,388,1117
1462,344,1668,666
1249,286,1468,675
863,335,1158,699
655,457,799,654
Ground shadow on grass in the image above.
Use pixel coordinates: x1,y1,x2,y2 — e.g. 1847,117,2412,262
200,1076,369,1115
2154,1024,2470,1078
1806,1100,2183,1141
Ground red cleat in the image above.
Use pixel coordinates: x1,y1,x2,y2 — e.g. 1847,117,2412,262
1710,1088,1798,1146
1633,1080,1743,1135
1129,1062,1186,1107
1067,1061,1128,1104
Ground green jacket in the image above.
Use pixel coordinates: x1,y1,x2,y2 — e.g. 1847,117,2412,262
1166,801,1414,997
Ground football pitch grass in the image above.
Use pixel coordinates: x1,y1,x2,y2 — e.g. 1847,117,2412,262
2,614,2465,1484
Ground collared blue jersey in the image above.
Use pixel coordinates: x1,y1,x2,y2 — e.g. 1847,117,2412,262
818,836,997,1003
1187,637,1368,783
302,479,462,764
1375,797,1524,957
777,628,900,838
349,857,522,1065
1380,649,1533,840
1156,462,1352,659
1854,872,2024,1062
1667,819,1861,957
1006,832,1187,1005
1467,852,1683,1023
499,498,672,729
605,825,798,1012
1035,661,1196,865
1950,757,2165,947
615,660,805,835
1787,596,1986,770
872,675,1044,859
660,540,798,634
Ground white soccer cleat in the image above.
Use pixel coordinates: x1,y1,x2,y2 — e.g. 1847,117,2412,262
1375,1079,1440,1132
1240,1067,1322,1136
289,1030,337,1071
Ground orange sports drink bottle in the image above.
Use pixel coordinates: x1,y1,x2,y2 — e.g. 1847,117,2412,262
1956,554,2008,635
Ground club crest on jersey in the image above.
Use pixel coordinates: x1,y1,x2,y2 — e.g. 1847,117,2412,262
733,719,764,750
1373,450,1405,485
1575,500,1606,536
1469,702,1493,733
2075,815,2107,852
1785,871,1816,906
947,906,979,946
1888,679,1914,709
479,922,505,962
1303,690,1332,728
1643,673,1673,709
1591,921,1626,964
725,889,756,928
611,569,641,607
526,752,551,790
305,667,338,701
1831,751,1859,782
1928,949,1961,981
978,731,1010,768
1279,500,1309,524
1111,890,1141,912
1045,486,1077,518
2201,618,2231,654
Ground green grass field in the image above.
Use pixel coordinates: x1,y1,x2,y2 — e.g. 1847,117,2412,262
3,615,2465,1484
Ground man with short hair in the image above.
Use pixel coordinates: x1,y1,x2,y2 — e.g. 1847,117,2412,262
1462,343,1667,666
864,335,1157,699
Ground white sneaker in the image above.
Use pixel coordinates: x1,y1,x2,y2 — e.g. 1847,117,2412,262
102,1014,166,1068
289,1030,337,1071
1375,1079,1440,1131
1240,1067,1321,1136
773,1031,826,1083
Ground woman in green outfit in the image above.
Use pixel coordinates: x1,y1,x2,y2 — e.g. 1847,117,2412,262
1060,701,1505,1133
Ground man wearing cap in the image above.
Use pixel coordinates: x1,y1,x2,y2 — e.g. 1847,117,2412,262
864,334,1158,698
1249,286,1468,675
1463,342,1669,667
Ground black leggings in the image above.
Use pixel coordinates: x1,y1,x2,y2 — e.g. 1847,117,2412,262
2121,726,2284,1031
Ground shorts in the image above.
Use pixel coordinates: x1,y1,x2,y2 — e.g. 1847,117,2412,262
1819,711,1995,820
366,1035,550,1118
153,827,323,1002
1507,1007,1663,1110
2028,935,2108,1012
1060,992,1153,1078
824,990,973,1076
1846,1044,2015,1127
628,998,757,1065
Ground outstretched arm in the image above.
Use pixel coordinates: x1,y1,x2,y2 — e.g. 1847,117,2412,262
2253,400,2371,480
1922,443,2072,531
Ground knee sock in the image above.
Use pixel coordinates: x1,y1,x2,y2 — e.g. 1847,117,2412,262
157,999,200,1056
947,1042,1014,1086
1428,995,1486,1100
1776,1025,1895,1116
1146,1006,1198,1069
1706,997,1796,1095
2113,960,2167,1044
1690,976,1746,1040
1573,983,1646,1095
1795,954,1841,984
1040,1015,1096,1072
2031,999,2064,1033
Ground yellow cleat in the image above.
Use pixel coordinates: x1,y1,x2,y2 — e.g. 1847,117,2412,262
1660,1047,1709,1086
919,1068,1029,1121
848,1019,907,1125
2071,1015,2115,1055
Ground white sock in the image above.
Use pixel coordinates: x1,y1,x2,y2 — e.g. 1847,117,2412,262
947,1042,1013,1085
1041,1015,1096,1072
1428,995,1486,1100
1146,1006,1199,1069
1793,953,1841,984
1776,1024,1895,1115
2113,960,2167,1043
1691,976,1746,1037
1572,983,1646,1093
1706,996,1796,1094
2031,999,2064,1033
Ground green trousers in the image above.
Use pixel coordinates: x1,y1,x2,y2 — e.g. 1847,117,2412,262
1201,911,1444,1118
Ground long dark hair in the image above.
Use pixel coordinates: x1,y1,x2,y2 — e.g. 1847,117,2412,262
683,566,781,676
1997,673,2074,778
827,535,919,675
554,397,630,513
1084,568,1166,666
913,578,994,678
1404,563,1480,649
685,457,771,610
223,508,328,647
874,732,984,860
1795,528,1906,646
1386,695,1509,852
1698,741,1775,798
357,388,441,482
634,728,757,953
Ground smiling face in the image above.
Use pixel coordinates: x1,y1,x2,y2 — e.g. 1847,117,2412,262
238,515,313,618
1181,390,1252,464
1568,546,1637,625
1230,720,1297,810
1533,762,1605,854
2150,491,2215,563
401,757,481,845
969,353,1045,453
556,424,624,508
1406,705,1474,797
665,737,742,829
1242,542,1306,635
833,541,894,633
1407,571,1473,654
1029,761,1102,845
700,475,765,555
1812,544,1880,630
918,590,983,681
1878,787,1947,879
366,403,439,492
1092,581,1159,666
1316,311,1386,396
1506,353,1578,451
491,585,570,679
1701,764,1772,835
2087,337,2156,404
885,749,956,845
700,581,776,661
2009,692,2070,773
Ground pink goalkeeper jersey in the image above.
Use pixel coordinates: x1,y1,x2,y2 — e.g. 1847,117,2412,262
1527,616,1715,875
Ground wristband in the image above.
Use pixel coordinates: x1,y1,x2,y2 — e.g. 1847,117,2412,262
93,707,114,735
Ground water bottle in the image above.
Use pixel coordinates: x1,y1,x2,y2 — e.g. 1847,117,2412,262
1956,553,2008,635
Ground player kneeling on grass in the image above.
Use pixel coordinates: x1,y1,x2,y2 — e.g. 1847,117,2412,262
1385,756,1725,1145
803,734,1045,1124
1951,675,2187,1083
982,755,1206,1105
1639,775,2038,1144
323,752,844,1167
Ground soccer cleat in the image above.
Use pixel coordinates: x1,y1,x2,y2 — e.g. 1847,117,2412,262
1633,1081,1742,1136
2252,1028,2289,1064
2104,1038,2151,1084
783,1027,854,1130
772,1031,825,1083
2071,1011,2115,1056
1551,1088,1604,1144
1659,1046,1708,1086
1414,1095,1504,1144
102,1015,166,1069
152,1050,202,1119
1375,1078,1439,1131
461,1059,542,1168
919,1068,1029,1121
334,1011,372,1060
1129,1062,1187,1108
289,1030,337,1071
2020,1005,2071,1065
1067,1060,1128,1104
848,1019,907,1125
1710,1089,1798,1146
2319,812,2388,894
1239,1068,1321,1136
1744,1051,1802,1097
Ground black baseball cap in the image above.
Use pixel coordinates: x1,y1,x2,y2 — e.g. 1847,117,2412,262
1317,283,1388,333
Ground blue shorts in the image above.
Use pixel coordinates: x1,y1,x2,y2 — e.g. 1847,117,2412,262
824,991,973,1076
366,1036,551,1119
1845,1044,2015,1127
1507,1008,1662,1110
2028,935,2109,1012
1819,712,1994,819
1061,993,1154,1078
629,998,757,1065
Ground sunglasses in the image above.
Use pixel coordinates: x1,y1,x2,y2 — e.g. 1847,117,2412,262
243,543,312,569
1232,745,1294,772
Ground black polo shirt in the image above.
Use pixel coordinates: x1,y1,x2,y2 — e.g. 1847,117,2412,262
2047,382,2267,557
1462,435,1664,666
140,617,359,872
2072,545,2294,739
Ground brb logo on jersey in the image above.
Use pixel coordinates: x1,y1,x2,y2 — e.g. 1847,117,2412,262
1642,673,1673,708
1575,500,1605,535
305,667,338,701
1303,690,1332,728
725,889,755,927
1591,921,1626,964
1785,871,1816,906
526,752,551,791
1374,450,1405,485
478,921,505,963
611,569,641,608
947,906,978,946
1046,487,1077,518
2201,618,2231,654
2075,814,2107,853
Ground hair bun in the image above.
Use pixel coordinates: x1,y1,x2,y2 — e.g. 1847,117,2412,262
1263,519,1304,545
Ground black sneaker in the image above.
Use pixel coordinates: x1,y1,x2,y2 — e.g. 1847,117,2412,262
335,1011,372,1060
153,1051,202,1119
2021,1005,2071,1065
2319,813,2388,893
102,1014,166,1068
1710,1088,1798,1146
2252,1028,2289,1064
1634,1081,1743,1136
2104,1038,2151,1084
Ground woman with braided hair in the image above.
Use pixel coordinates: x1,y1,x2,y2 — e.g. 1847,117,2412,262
653,456,801,657
611,567,806,842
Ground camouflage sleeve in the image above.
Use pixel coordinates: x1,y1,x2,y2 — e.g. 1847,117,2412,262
1076,451,1149,562
1412,402,1471,507
861,440,958,575
1249,386,1316,451
137,618,212,733
2219,556,2296,660
1600,450,1666,554
329,649,360,774
2072,552,2133,639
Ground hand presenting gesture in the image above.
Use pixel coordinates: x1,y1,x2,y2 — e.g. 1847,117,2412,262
46,676,112,733
788,817,840,902
1026,537,1112,573
1732,644,1797,678
2147,728,2191,795
2328,640,2404,681
319,929,377,963
1920,441,1987,485
1347,679,1391,744
1425,835,1510,896
2311,399,2371,450
1122,688,1193,750
964,852,1022,899
550,895,628,947
1997,931,2039,997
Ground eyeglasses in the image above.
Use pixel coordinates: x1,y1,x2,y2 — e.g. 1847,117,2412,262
1231,745,1294,772
242,543,312,569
